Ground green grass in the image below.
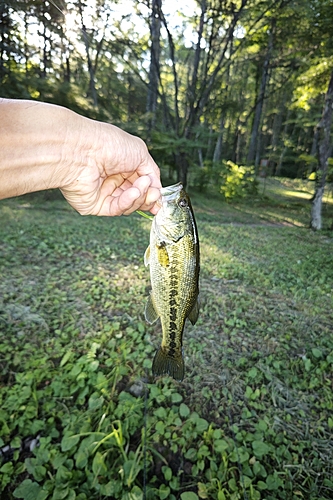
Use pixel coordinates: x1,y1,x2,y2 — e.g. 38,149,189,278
0,181,332,500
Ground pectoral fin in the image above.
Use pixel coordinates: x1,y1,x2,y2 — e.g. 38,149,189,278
188,299,199,325
145,294,159,324
144,245,150,267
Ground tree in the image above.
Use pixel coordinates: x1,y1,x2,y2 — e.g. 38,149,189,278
2,0,333,198
146,0,162,139
310,70,333,230
246,18,275,167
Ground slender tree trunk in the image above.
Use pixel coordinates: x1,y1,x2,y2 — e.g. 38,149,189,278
275,108,291,176
310,128,319,157
255,127,262,168
146,0,161,139
231,115,244,164
187,0,206,116
78,1,98,107
175,152,189,187
213,38,234,164
235,129,243,164
310,70,333,230
24,11,29,76
0,2,6,81
269,91,287,170
247,19,275,166
42,22,47,78
60,30,71,83
198,149,204,168
213,117,224,164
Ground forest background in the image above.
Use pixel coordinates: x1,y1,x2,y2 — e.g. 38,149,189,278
1,0,333,229
1,2,333,500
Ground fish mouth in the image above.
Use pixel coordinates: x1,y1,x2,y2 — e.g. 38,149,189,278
159,183,183,203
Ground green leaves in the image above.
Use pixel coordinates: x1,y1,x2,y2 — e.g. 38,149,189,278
179,403,190,418
252,440,271,459
180,493,199,500
92,452,107,477
1,189,333,500
13,480,43,500
61,434,80,453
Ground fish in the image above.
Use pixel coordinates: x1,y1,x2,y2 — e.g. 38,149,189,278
144,182,200,381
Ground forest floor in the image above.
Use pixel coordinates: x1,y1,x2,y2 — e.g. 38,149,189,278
195,176,333,229
0,178,332,500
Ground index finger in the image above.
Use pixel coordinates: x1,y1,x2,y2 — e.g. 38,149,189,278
135,150,162,189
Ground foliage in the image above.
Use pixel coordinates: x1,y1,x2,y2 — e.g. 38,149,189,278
192,161,222,193
1,186,333,499
192,161,258,200
220,161,258,201
2,0,333,182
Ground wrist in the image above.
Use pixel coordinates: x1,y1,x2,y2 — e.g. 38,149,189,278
0,99,86,199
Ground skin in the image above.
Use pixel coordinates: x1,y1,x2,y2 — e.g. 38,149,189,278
0,98,161,216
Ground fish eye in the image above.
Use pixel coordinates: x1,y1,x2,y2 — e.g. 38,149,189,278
178,198,188,208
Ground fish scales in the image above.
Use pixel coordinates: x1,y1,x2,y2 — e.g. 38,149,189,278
144,183,199,381
152,233,197,351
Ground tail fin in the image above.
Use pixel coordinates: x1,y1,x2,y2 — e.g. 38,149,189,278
152,347,184,382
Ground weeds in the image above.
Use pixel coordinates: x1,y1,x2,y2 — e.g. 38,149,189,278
0,183,332,499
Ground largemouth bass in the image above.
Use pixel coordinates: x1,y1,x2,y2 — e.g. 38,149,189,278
144,182,200,381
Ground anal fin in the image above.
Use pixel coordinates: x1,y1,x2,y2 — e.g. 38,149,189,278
188,299,199,325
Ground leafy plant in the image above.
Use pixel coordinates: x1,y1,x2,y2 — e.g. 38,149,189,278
220,161,258,200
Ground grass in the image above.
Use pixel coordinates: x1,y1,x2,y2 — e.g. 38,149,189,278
0,179,332,500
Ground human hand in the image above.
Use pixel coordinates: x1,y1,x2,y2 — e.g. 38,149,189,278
60,121,161,216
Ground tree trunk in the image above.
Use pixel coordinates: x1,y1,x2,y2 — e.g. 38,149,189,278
42,22,48,79
212,39,233,164
0,3,6,81
213,118,224,163
247,19,275,166
310,127,319,157
78,1,98,107
146,0,162,140
175,152,189,187
275,108,291,176
269,91,287,170
310,70,333,230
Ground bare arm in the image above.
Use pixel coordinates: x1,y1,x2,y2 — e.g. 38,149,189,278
0,98,161,215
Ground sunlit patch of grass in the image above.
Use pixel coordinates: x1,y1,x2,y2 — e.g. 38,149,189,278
280,188,312,200
260,176,333,204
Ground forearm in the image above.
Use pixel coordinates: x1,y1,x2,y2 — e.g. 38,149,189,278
0,98,84,199
0,98,161,216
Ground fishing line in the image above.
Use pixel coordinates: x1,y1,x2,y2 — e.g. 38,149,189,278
46,0,66,18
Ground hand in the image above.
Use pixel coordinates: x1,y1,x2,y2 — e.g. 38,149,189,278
60,122,161,216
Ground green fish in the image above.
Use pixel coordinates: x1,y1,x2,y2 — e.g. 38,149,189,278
144,183,200,381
